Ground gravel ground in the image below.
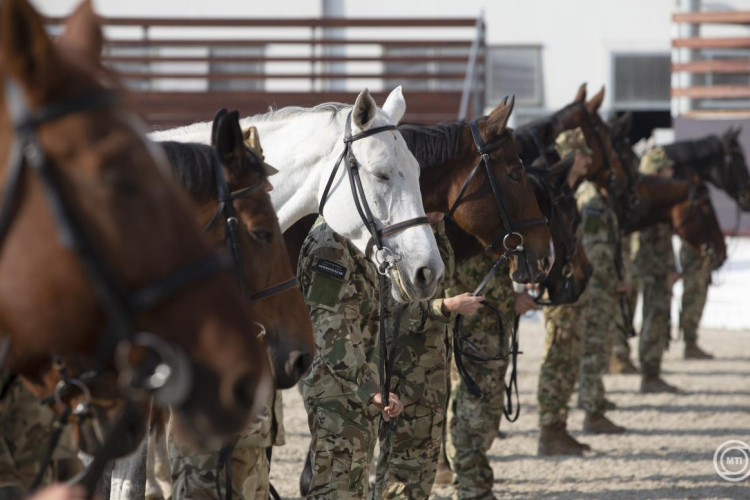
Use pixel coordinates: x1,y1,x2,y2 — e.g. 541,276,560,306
270,317,750,500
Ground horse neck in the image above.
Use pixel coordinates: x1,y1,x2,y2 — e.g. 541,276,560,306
516,117,562,165
626,177,690,232
239,114,343,232
666,136,724,181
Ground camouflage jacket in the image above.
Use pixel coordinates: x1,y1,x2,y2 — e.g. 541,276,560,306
631,224,675,280
297,218,381,406
448,250,515,332
576,181,619,282
382,221,455,370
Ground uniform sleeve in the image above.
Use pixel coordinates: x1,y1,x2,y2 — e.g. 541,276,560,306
427,298,451,323
298,239,380,406
580,194,618,282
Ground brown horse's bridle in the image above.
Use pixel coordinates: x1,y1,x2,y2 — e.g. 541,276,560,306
0,78,234,494
206,112,299,305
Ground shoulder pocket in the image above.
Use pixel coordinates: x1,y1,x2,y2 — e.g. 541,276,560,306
306,258,350,312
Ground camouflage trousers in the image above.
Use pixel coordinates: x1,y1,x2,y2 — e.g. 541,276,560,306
0,376,79,499
305,398,379,500
446,321,511,500
679,242,711,343
372,335,449,500
170,447,269,500
639,276,672,377
538,297,586,428
578,281,621,416
612,278,639,363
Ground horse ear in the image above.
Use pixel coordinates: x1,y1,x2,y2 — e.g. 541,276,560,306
215,110,245,170
587,86,605,112
211,108,229,147
574,83,587,103
352,88,377,131
59,1,103,62
382,86,406,124
500,95,509,106
486,95,515,135
0,0,57,92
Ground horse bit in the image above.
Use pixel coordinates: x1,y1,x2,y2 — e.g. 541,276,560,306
0,78,233,492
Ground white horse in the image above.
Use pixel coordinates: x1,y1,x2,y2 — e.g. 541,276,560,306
151,87,443,303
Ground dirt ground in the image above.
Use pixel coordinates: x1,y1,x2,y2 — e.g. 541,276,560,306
269,317,750,500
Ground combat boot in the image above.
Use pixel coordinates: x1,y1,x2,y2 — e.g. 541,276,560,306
684,342,714,360
583,413,626,434
538,423,584,456
609,356,640,374
641,375,680,393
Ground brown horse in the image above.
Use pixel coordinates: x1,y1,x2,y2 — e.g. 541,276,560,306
161,110,314,389
0,0,271,455
517,84,631,210
609,114,727,268
285,98,554,284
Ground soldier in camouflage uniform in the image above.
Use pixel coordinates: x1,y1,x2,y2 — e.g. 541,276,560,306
297,218,402,500
632,148,681,394
373,219,483,500
167,391,285,500
679,242,714,359
537,128,596,455
576,147,630,434
0,373,80,500
445,250,532,500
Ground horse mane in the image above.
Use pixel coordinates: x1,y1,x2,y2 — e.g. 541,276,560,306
160,141,263,199
515,108,567,165
663,135,723,167
398,121,465,169
248,102,350,124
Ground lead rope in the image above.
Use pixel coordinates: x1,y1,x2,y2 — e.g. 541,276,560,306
377,271,407,427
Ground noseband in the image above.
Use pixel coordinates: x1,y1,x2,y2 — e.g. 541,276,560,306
206,148,298,303
319,112,430,273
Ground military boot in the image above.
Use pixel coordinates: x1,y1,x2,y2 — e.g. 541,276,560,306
684,342,714,360
577,397,616,411
538,423,584,456
641,375,681,393
610,356,640,374
583,413,626,434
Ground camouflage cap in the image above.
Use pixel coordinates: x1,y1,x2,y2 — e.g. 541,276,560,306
639,146,674,175
242,126,278,176
555,127,593,157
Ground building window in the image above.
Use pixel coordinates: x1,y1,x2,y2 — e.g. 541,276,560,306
209,46,264,92
485,45,543,108
612,52,671,110
384,47,467,92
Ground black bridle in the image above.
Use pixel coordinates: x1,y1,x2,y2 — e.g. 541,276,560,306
205,147,299,304
319,112,431,270
448,118,549,420
0,78,234,495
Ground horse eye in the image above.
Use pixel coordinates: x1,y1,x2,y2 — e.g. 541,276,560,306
250,229,274,243
508,171,522,182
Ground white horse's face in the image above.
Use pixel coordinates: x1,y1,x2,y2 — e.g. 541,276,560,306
321,87,443,302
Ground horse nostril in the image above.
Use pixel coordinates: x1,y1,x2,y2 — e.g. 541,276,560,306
288,351,312,379
416,267,433,288
543,254,554,271
232,374,256,410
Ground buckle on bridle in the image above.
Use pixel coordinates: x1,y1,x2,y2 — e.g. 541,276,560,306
374,246,401,275
503,232,524,252
562,262,574,279
53,377,92,412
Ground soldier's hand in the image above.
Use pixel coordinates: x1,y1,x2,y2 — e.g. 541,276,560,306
513,292,538,315
667,272,682,287
371,393,403,422
30,485,86,500
615,281,632,294
443,293,485,316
